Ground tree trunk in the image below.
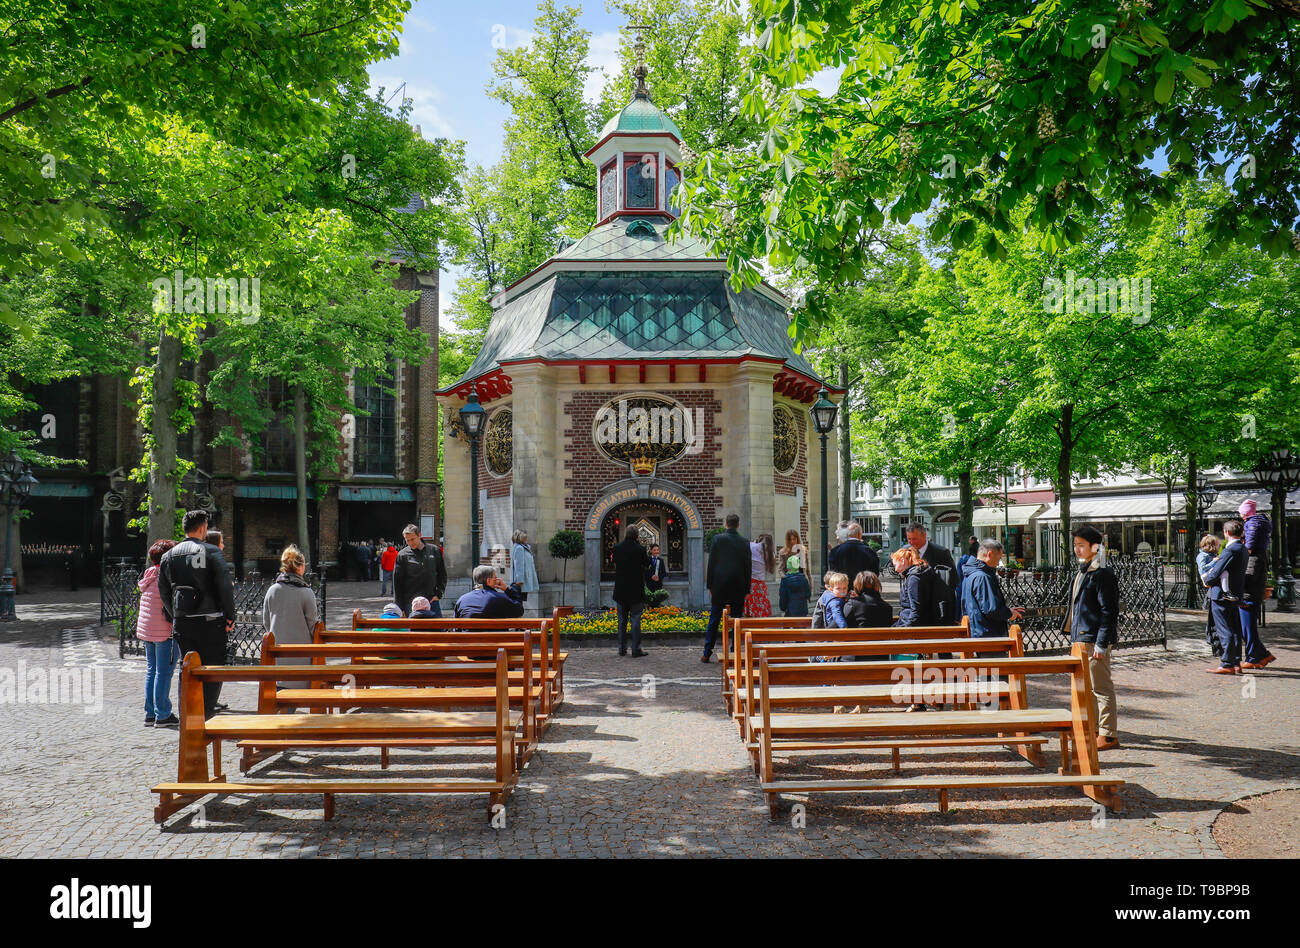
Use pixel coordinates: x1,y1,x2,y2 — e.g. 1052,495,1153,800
958,469,974,554
838,363,851,522
1165,478,1172,557
1184,453,1199,608
293,383,310,559
1057,403,1074,567
147,328,182,545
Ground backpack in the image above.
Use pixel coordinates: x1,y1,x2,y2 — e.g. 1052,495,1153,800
812,594,827,629
924,566,958,625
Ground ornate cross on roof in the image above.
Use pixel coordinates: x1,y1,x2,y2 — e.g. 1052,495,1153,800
627,23,653,99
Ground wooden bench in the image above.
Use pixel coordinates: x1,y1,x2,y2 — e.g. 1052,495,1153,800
150,650,520,824
247,631,544,771
751,643,1124,817
737,629,1031,761
349,610,566,710
724,617,973,718
720,611,800,708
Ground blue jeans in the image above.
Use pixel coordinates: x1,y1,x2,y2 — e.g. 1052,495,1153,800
617,602,644,653
143,638,178,719
380,569,393,596
1239,603,1269,663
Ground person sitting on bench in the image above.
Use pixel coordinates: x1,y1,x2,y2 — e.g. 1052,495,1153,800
455,566,525,620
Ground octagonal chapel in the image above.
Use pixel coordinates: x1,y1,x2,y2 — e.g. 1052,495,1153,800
438,71,841,611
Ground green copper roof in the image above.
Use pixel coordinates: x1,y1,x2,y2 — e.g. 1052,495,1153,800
451,267,820,384
599,94,683,140
555,216,713,263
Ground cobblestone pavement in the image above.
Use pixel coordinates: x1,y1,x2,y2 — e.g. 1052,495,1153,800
0,586,1297,857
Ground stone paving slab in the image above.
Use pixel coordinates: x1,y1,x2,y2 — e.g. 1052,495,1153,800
0,587,1297,857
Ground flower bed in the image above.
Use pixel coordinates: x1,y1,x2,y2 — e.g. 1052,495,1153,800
557,605,709,635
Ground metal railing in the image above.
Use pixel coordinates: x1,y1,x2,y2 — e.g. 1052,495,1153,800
109,563,327,664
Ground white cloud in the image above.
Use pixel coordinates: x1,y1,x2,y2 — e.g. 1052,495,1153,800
803,66,843,97
584,30,622,104
368,76,455,139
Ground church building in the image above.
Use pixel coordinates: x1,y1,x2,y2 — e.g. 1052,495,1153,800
438,67,841,611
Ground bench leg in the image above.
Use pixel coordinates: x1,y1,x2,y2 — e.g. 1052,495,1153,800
892,747,901,773
380,746,390,770
1058,733,1076,775
767,792,780,820
153,791,204,824
212,739,223,780
323,792,335,821
938,789,949,814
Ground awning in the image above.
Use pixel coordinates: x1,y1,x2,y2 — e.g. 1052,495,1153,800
1039,493,1177,522
29,482,93,498
339,486,414,503
233,484,316,500
972,503,1044,526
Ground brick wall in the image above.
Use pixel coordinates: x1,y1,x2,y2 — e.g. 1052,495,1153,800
561,388,724,530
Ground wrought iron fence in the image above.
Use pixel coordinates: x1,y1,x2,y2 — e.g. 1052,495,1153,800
110,563,327,664
101,559,139,626
883,555,1166,653
1163,558,1207,609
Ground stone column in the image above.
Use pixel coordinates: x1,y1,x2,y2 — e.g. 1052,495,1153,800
724,362,778,537
440,397,473,580
507,364,559,583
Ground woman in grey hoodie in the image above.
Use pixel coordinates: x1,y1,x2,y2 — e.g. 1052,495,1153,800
261,545,318,693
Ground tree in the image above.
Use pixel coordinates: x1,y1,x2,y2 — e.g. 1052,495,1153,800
548,529,584,606
672,0,1300,341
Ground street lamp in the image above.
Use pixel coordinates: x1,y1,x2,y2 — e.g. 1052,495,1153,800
1253,448,1299,611
1194,474,1218,518
0,450,37,622
808,387,838,579
458,387,487,578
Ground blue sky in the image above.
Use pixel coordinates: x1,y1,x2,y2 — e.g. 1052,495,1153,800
367,2,631,322
367,1,627,170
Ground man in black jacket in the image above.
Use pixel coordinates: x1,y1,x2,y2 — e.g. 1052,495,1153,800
158,510,236,719
828,522,880,583
1202,519,1248,674
1061,525,1121,750
394,524,447,618
612,529,651,657
703,513,750,662
905,521,959,625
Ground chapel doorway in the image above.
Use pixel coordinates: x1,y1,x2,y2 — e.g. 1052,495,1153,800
600,500,686,580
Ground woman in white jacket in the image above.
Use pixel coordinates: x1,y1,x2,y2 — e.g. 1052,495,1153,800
511,529,540,613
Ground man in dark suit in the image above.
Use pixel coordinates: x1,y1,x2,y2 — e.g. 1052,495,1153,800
703,513,750,662
905,521,958,624
1202,519,1248,674
454,565,525,619
828,522,880,583
1061,525,1121,750
612,529,651,657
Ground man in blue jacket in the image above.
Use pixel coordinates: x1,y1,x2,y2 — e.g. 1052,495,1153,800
454,565,525,619
1061,526,1121,750
1202,519,1248,674
962,538,1025,638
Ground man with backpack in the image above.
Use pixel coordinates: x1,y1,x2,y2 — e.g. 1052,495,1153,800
158,510,236,719
905,521,959,625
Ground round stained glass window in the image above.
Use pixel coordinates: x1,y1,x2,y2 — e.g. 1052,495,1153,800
773,405,799,474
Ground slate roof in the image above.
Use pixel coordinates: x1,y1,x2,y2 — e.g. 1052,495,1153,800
449,214,821,387
598,95,683,140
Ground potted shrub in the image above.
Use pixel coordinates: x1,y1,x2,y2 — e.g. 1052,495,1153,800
548,529,584,611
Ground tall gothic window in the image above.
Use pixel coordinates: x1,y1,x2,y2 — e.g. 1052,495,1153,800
260,379,293,474
354,372,396,475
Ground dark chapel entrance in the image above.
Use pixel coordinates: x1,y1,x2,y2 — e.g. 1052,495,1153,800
600,500,686,581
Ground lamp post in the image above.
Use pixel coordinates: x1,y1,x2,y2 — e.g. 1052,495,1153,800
458,388,487,578
0,450,37,622
809,387,839,580
1194,474,1218,522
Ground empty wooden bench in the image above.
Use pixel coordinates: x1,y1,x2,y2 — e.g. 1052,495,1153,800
151,650,521,824
349,610,566,711
245,631,544,771
751,643,1124,817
